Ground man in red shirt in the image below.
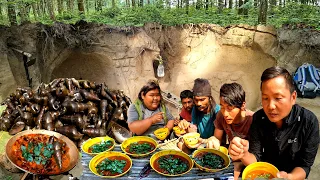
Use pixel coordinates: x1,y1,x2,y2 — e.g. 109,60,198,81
179,90,194,122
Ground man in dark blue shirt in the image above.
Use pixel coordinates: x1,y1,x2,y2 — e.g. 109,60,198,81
229,66,319,180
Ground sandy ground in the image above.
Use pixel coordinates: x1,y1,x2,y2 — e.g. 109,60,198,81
0,97,319,180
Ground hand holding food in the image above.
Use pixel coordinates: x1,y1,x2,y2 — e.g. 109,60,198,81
174,117,180,125
206,136,220,149
229,137,249,161
178,119,190,130
173,126,186,136
165,119,175,130
150,112,164,124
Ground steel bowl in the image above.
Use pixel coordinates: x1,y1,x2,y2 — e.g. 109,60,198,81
5,129,79,175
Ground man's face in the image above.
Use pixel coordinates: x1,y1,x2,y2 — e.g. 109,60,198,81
181,98,194,112
142,89,161,111
261,76,296,124
219,97,241,125
194,96,210,113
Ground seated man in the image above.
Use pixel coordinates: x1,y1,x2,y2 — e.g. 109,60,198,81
177,78,220,153
179,90,194,122
127,80,175,139
207,82,254,179
229,66,319,180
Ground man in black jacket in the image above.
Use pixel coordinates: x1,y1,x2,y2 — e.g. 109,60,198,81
229,66,319,180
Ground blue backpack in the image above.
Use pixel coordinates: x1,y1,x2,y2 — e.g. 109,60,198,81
293,63,320,98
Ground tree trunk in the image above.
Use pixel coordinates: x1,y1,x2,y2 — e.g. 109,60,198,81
47,0,55,20
68,0,74,12
229,0,232,8
31,3,37,20
238,0,243,15
243,0,248,16
7,0,17,25
86,0,90,12
125,0,130,7
19,3,27,23
139,0,143,7
131,0,135,7
258,0,268,24
218,0,223,13
205,0,209,10
112,0,116,7
196,0,201,9
254,0,258,7
186,0,189,14
57,0,63,14
95,0,102,11
78,0,85,14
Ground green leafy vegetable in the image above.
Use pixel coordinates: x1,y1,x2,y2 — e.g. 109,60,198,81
195,152,225,169
257,173,271,178
158,155,189,175
96,158,127,175
89,140,113,153
20,142,54,165
128,142,153,154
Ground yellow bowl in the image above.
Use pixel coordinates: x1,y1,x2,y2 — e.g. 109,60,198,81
154,127,170,140
173,126,186,135
219,146,228,155
183,132,200,145
192,148,230,172
89,151,132,178
81,136,115,156
121,136,158,157
150,150,193,177
242,162,279,179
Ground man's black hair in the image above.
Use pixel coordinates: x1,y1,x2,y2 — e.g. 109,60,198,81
261,66,295,93
220,82,245,108
180,90,193,100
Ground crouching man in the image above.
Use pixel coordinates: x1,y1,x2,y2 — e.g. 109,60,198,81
229,67,319,180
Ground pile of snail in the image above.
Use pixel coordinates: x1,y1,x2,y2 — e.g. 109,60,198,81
0,78,132,147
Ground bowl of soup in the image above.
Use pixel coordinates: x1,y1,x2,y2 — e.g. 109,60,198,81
242,162,279,180
89,151,132,178
121,136,158,157
192,148,230,172
150,150,193,177
81,136,115,156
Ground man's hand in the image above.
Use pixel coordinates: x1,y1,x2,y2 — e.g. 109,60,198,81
277,171,292,179
229,137,249,161
174,117,180,125
165,119,175,130
150,112,164,124
178,119,190,129
187,123,197,133
206,136,220,149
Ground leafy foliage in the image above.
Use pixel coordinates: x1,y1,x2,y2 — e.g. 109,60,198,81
0,1,319,30
158,155,189,175
195,152,225,169
21,141,54,165
127,142,153,154
89,140,113,153
96,158,127,175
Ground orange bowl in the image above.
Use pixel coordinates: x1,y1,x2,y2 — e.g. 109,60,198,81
242,162,279,179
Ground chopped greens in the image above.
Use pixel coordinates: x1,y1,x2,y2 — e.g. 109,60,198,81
96,158,127,175
21,142,54,165
127,142,153,154
257,173,271,178
195,152,225,169
158,155,189,175
89,140,113,153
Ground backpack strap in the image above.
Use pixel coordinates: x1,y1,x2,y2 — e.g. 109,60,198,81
134,99,168,124
307,64,320,91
